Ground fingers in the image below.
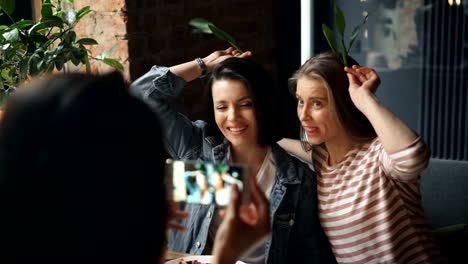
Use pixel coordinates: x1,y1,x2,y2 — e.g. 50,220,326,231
224,47,235,54
352,66,379,80
249,176,269,223
237,51,252,58
223,47,252,58
238,205,258,225
346,66,381,95
344,66,366,84
346,73,360,86
226,184,241,221
219,209,226,218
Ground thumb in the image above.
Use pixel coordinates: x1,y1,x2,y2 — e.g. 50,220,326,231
225,184,241,221
347,73,360,87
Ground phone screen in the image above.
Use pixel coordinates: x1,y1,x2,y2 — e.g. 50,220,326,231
167,160,246,206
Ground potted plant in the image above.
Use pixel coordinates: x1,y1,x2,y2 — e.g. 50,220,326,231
0,0,123,108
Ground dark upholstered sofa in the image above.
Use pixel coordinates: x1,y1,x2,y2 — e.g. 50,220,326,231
421,158,468,263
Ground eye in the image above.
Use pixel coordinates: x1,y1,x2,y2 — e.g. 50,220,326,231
313,101,322,108
240,101,253,107
297,98,304,106
215,105,227,111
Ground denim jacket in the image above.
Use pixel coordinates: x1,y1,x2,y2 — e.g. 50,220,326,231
130,66,336,264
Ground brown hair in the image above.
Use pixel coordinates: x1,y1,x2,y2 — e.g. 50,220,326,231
288,52,376,149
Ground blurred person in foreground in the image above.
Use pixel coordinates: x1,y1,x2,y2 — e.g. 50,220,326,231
0,72,270,264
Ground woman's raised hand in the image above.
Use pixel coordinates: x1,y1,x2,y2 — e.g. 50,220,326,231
212,177,271,264
203,47,252,73
345,65,381,111
169,47,251,82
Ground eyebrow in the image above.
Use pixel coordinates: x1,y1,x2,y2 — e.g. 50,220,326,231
215,96,252,104
296,94,327,101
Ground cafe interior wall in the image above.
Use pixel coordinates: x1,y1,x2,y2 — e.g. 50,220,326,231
73,0,302,138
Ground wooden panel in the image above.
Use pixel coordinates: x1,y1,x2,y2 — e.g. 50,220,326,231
32,0,42,21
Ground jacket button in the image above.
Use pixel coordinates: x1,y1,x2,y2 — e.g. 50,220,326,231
289,218,295,226
196,241,201,248
207,211,212,218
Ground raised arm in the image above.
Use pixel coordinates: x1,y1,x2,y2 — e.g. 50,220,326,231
129,48,251,159
277,138,312,164
345,66,422,154
170,47,251,81
129,63,201,159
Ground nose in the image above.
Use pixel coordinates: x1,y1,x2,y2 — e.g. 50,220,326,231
298,105,310,121
227,106,240,121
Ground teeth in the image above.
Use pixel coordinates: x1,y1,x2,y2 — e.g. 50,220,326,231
230,127,246,132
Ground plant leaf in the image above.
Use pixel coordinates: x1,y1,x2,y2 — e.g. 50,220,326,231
42,16,65,28
54,59,64,71
96,43,119,60
30,33,49,44
41,2,53,18
208,23,242,52
0,0,15,14
70,52,80,66
208,23,232,43
3,28,19,42
76,6,91,20
1,68,11,82
102,58,123,70
334,4,346,38
29,54,41,76
322,24,338,54
29,16,64,34
76,38,98,45
19,56,29,81
189,18,212,34
13,19,35,29
348,13,368,52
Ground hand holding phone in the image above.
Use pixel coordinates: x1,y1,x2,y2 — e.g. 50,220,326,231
166,160,248,206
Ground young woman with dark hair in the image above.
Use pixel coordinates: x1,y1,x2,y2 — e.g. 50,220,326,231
130,47,336,264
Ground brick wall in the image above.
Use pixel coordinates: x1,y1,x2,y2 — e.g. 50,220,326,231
74,0,129,79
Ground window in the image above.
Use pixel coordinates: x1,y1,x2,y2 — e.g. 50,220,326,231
330,0,468,160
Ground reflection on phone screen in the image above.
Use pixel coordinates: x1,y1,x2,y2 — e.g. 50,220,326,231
169,160,244,206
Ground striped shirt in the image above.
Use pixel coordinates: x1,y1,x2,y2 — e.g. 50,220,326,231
313,137,444,264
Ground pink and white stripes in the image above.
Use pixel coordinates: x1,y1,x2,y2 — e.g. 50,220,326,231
313,137,444,264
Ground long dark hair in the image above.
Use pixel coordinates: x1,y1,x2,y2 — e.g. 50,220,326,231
0,72,168,263
206,57,280,147
289,52,377,150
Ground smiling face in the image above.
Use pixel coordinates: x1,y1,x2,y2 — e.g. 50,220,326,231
211,79,258,148
296,76,343,145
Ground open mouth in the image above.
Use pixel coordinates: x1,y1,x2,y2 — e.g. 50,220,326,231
303,126,318,135
227,126,248,135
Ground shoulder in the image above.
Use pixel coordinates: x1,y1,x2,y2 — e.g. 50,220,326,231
271,144,316,183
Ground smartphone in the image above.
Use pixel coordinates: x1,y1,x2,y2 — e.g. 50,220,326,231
166,159,248,206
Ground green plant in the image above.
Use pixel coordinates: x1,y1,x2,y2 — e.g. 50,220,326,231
189,18,243,53
0,0,123,107
322,3,368,66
